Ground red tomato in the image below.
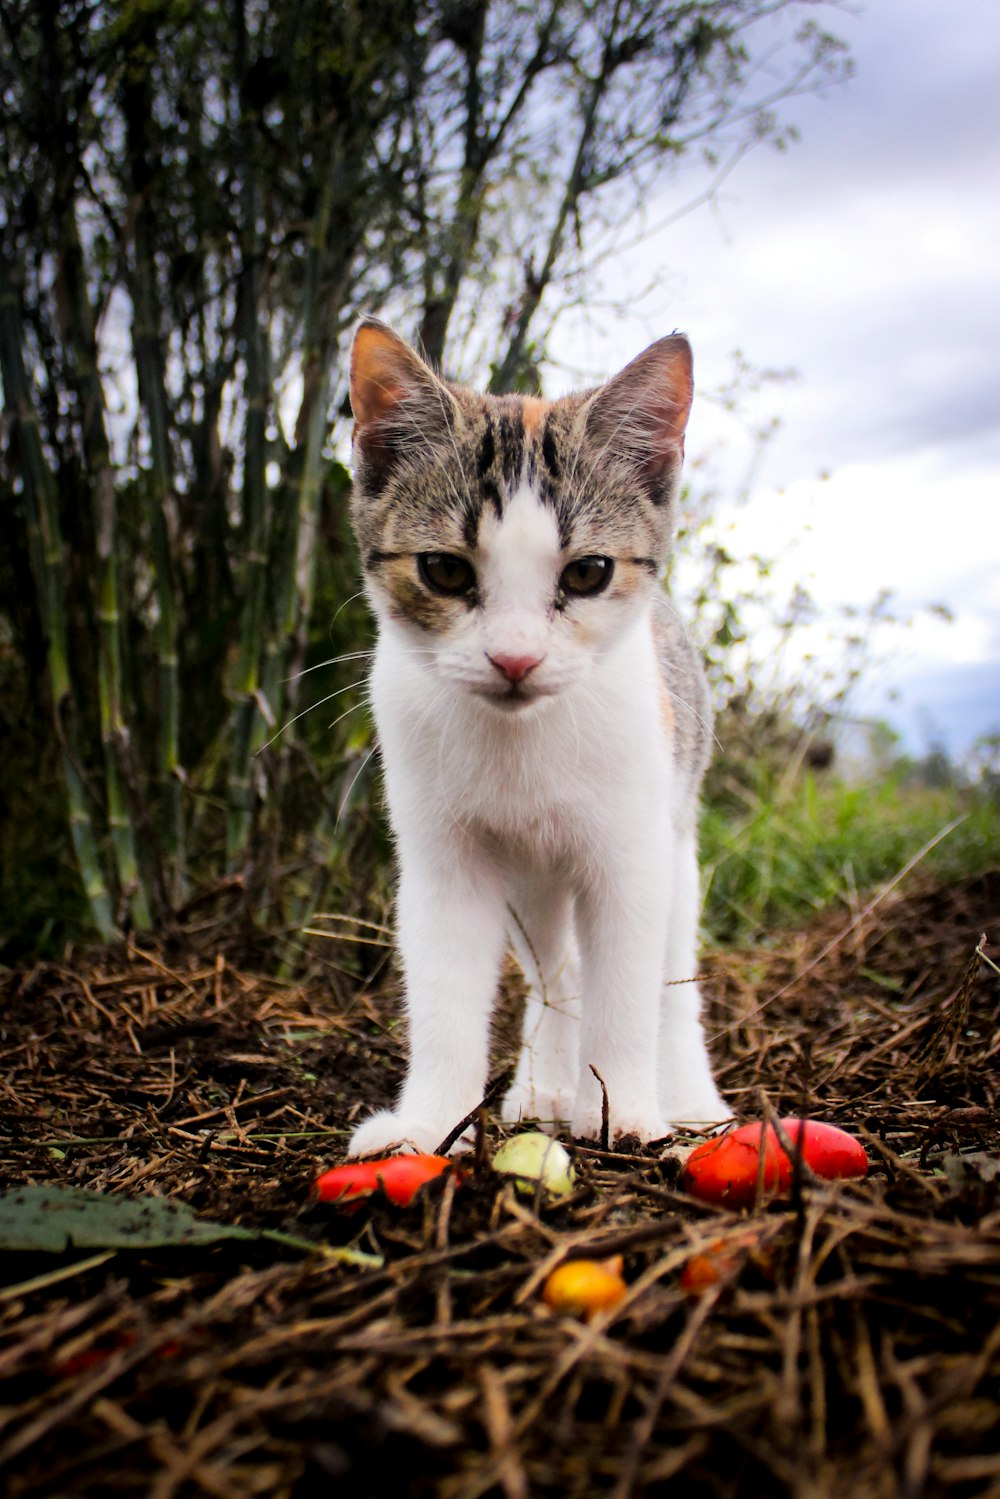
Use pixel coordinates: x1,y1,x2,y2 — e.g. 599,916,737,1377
314,1153,452,1207
682,1119,867,1209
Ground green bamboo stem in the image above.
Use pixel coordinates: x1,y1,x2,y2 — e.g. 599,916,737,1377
225,358,271,869
0,270,116,939
58,201,151,929
259,163,343,736
35,0,148,927
125,69,188,906
253,163,355,923
93,491,151,929
226,3,273,869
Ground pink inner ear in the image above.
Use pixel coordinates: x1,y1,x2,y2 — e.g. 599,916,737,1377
647,390,689,459
349,325,419,426
583,336,693,497
355,376,404,427
631,338,693,451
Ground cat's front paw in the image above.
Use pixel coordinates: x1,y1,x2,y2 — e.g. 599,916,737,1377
349,1109,451,1158
662,1086,731,1129
571,1103,669,1147
501,1079,573,1132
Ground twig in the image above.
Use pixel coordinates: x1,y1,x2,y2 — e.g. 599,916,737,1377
912,935,986,1066
589,1064,610,1151
435,1070,512,1156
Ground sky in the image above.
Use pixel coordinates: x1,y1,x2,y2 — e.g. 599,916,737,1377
548,0,1000,761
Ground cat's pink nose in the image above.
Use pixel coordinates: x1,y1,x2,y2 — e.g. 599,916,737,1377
487,651,543,684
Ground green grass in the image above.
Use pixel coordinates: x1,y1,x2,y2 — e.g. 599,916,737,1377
700,771,999,947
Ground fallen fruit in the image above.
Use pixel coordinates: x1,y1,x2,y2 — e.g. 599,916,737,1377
682,1119,868,1209
50,1330,136,1378
314,1154,451,1207
542,1256,627,1317
680,1228,769,1296
493,1133,576,1196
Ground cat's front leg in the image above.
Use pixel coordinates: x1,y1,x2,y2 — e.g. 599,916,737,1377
348,849,507,1157
502,877,580,1132
571,848,672,1145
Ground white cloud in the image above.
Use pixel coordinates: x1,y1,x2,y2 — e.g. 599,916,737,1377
726,457,1000,609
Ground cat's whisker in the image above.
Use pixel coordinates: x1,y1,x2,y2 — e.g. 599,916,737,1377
287,650,375,682
326,696,373,735
335,742,380,830
330,589,370,625
257,677,370,752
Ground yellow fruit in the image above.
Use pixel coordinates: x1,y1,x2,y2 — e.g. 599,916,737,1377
541,1256,627,1317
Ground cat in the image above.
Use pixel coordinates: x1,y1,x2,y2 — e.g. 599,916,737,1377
345,317,728,1156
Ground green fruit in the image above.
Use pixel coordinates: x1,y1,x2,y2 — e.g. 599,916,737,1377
493,1133,576,1196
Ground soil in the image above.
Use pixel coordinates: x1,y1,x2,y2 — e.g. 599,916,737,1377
0,870,998,1498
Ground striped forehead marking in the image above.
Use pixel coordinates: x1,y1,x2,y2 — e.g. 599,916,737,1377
521,396,552,438
468,403,550,543
453,398,590,553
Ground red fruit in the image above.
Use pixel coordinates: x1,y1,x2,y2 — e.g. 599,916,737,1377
682,1119,868,1209
50,1330,136,1378
679,1228,770,1296
314,1153,452,1207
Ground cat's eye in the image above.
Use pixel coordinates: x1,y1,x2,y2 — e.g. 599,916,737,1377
560,556,614,597
418,552,476,596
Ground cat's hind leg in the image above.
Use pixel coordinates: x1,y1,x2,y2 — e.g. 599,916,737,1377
501,877,580,1133
658,827,729,1127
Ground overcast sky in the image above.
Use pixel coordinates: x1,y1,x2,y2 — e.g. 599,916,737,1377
549,0,1000,759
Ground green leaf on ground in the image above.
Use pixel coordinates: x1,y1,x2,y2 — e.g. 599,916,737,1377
0,1185,383,1267
0,1185,261,1252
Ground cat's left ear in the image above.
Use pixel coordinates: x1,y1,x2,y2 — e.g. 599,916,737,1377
584,335,693,505
349,319,458,493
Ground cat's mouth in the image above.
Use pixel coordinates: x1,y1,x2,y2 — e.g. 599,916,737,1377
475,680,554,712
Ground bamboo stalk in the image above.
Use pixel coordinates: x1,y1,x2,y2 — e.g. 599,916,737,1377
92,468,151,928
256,154,365,927
124,63,188,907
0,264,116,940
259,163,346,737
35,0,152,928
227,0,274,870
57,198,151,929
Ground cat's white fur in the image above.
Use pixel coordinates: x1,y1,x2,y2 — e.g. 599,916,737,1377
348,477,728,1155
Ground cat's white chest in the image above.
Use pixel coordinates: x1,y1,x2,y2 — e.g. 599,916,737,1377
372,613,673,860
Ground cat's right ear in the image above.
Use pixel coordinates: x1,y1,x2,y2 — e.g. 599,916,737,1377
583,335,694,508
349,319,457,492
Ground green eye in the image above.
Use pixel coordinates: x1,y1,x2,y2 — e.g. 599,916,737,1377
560,556,614,597
418,552,476,596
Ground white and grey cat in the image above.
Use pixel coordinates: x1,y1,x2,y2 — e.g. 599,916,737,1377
346,318,728,1156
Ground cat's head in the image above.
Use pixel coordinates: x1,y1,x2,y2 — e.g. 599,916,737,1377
348,318,693,712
